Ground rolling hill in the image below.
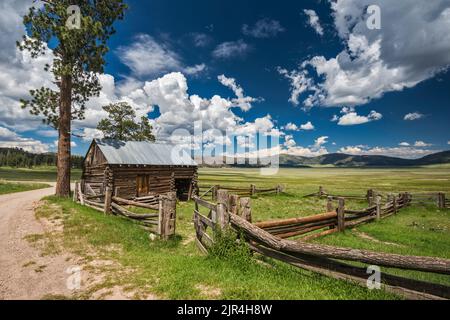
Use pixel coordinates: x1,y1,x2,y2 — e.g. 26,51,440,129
278,151,450,168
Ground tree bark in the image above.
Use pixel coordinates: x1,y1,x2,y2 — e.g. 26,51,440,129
55,75,72,197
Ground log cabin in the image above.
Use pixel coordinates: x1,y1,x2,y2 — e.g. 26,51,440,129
81,139,198,201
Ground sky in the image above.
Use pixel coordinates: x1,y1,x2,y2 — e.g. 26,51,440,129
0,0,450,159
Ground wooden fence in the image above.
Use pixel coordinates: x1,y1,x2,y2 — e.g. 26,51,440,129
198,184,284,200
74,182,177,240
307,186,448,209
193,189,450,300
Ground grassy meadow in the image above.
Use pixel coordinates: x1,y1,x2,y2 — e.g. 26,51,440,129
26,166,450,300
0,180,50,195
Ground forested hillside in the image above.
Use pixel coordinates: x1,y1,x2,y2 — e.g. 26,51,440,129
0,148,83,169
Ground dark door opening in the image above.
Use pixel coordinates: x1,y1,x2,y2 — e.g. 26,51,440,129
175,179,192,201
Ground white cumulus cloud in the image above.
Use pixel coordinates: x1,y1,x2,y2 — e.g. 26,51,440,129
303,9,324,36
404,112,425,121
281,1,450,108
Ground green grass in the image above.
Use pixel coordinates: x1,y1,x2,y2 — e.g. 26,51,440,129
0,167,81,182
0,180,50,195
33,166,450,300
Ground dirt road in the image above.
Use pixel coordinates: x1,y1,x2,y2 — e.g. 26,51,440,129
0,185,76,300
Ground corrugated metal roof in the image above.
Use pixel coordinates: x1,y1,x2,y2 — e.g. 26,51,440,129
95,139,197,166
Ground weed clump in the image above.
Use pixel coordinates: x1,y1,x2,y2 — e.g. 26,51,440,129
208,230,252,266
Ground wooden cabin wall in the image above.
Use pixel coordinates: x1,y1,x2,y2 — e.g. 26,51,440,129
81,144,108,195
111,166,197,199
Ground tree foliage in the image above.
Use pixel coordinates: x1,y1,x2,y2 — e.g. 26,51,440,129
17,0,127,128
97,102,156,142
0,148,83,169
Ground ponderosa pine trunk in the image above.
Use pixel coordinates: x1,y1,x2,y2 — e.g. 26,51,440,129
55,75,72,197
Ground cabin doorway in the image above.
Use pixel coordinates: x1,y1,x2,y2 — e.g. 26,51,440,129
175,178,192,201
136,175,150,197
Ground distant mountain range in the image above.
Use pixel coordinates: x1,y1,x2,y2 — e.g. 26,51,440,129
276,150,450,168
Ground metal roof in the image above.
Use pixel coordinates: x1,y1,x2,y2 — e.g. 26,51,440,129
95,139,197,166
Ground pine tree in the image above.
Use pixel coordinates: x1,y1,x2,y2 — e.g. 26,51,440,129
97,102,156,142
18,0,127,197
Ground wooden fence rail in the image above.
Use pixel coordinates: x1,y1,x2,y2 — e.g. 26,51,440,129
74,182,177,240
198,184,284,200
193,189,450,299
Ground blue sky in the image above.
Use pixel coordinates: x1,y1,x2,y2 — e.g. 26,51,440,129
0,0,449,158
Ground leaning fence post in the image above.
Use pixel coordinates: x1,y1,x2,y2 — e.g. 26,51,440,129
337,198,345,232
327,196,334,212
104,186,112,215
239,197,252,223
376,196,382,221
216,190,229,230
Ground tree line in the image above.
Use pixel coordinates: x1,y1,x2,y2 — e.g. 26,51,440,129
0,148,83,169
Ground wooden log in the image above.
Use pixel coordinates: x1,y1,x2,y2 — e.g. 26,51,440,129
438,192,446,209
345,215,377,228
73,182,79,202
337,198,345,232
277,224,336,239
111,203,159,220
229,213,450,275
112,197,159,211
376,196,382,221
159,192,177,240
327,197,334,213
300,228,338,242
228,194,240,216
255,212,337,229
249,243,449,300
216,190,229,230
319,186,325,196
239,198,252,223
78,184,85,206
264,218,337,235
393,195,398,214
104,187,112,215
251,184,256,196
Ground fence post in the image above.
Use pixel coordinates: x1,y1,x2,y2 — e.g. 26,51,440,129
327,196,334,212
251,184,256,196
73,182,79,202
158,192,177,240
104,186,112,215
228,194,240,216
367,189,374,206
216,190,229,230
376,196,382,221
438,192,445,209
239,197,252,223
276,184,282,195
319,186,325,196
393,195,398,214
212,185,219,201
337,198,345,232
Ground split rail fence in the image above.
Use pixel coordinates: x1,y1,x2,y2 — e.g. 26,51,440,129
74,182,177,240
198,184,284,200
307,186,449,209
193,189,450,300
